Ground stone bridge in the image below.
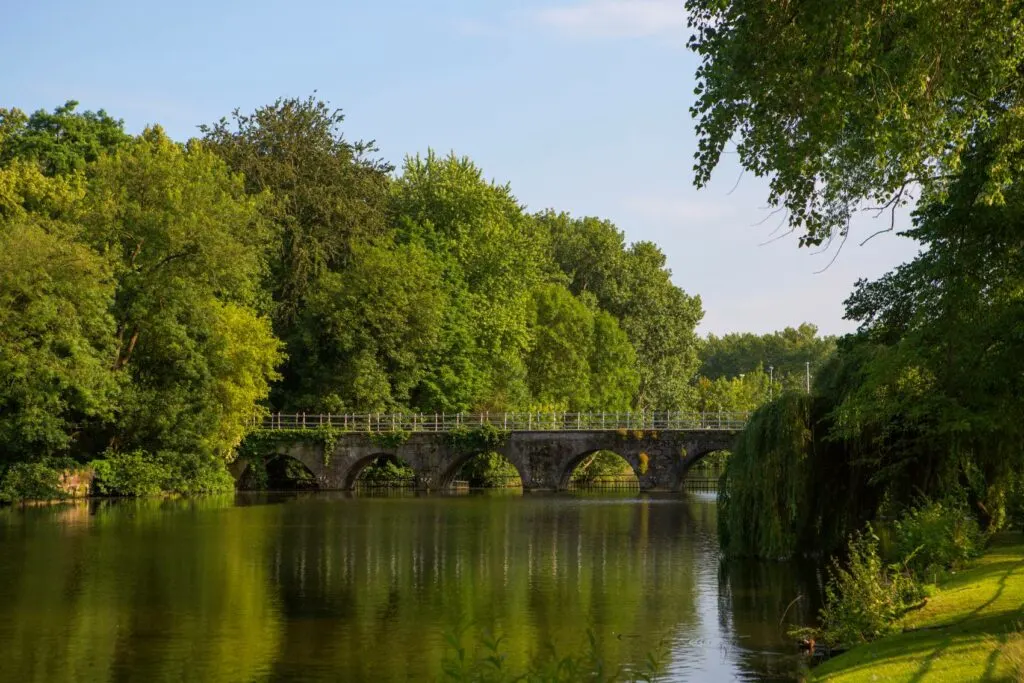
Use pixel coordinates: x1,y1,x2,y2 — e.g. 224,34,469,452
231,427,740,492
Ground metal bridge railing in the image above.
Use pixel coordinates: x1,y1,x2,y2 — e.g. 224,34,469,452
256,411,750,432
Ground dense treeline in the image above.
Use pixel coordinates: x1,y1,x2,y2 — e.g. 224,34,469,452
6,97,804,497
692,324,835,414
692,0,1024,558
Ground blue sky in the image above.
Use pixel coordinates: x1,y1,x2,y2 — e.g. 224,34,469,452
2,0,920,335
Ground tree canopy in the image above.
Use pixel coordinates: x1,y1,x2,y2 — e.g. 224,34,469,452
686,0,1024,245
0,97,714,495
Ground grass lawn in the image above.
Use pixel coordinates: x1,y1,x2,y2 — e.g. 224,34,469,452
812,532,1024,683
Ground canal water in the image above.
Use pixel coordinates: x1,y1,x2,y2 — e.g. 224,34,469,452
0,492,821,682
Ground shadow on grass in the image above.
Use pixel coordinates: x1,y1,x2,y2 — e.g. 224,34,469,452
815,536,1024,682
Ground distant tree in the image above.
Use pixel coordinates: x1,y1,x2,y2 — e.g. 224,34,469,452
700,324,836,392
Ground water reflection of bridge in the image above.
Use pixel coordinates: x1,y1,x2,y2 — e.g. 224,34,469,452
234,412,747,492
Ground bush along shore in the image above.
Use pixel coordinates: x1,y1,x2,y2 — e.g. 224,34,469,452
796,502,1024,682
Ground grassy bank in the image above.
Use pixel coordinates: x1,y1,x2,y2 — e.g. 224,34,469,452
813,532,1024,682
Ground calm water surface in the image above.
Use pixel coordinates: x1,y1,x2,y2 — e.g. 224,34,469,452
0,492,820,682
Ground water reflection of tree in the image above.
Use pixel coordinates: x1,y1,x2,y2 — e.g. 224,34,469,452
0,495,822,682
0,497,281,683
717,554,824,678
264,496,704,680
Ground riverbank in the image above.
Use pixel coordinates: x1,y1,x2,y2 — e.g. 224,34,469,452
812,532,1024,682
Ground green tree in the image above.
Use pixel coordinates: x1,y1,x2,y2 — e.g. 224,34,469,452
287,241,446,412
200,95,393,323
832,141,1024,525
525,284,594,410
523,285,638,412
83,128,281,458
0,219,117,461
537,212,703,410
588,307,640,412
700,324,836,392
693,366,775,414
686,0,1024,245
0,101,129,177
393,152,553,411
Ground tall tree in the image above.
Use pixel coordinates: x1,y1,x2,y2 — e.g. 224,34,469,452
200,96,393,322
0,219,117,461
524,285,638,412
392,152,553,411
286,241,446,412
83,128,281,458
537,212,704,410
686,0,1024,245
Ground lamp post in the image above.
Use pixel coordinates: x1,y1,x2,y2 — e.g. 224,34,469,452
805,361,810,394
769,365,774,400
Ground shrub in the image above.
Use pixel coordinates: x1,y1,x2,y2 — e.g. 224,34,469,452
90,451,168,496
893,501,984,579
91,450,235,496
0,461,68,503
159,451,234,495
810,526,924,648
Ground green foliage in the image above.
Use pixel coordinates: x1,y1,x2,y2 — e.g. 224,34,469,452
290,241,446,412
238,428,340,459
810,528,924,649
686,0,1024,244
525,284,638,412
368,430,411,449
0,218,118,460
85,127,282,460
440,626,665,683
0,460,69,503
90,451,166,497
538,211,703,411
455,452,521,488
200,95,392,324
90,450,234,497
719,393,812,558
0,100,129,176
693,366,774,414
571,451,635,485
698,324,835,393
445,425,510,454
357,456,415,486
892,501,984,579
0,93,715,497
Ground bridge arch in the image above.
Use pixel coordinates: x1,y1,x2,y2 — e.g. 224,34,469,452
676,447,731,492
438,450,524,490
234,453,320,490
559,449,640,490
343,452,415,490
